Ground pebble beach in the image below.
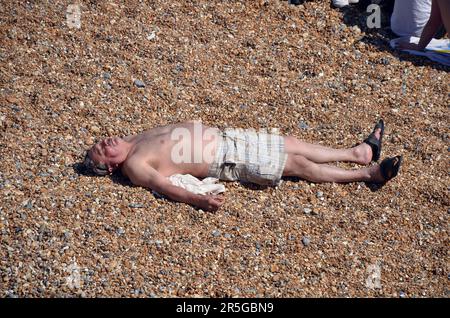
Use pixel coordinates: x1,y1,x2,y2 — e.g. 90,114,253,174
0,0,448,297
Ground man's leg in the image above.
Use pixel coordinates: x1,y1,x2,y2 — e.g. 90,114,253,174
282,153,384,183
283,128,381,164
436,0,450,34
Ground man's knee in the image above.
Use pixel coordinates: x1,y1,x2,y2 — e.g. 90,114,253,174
284,136,298,153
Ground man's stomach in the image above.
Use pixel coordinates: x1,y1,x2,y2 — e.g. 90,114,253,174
158,126,221,177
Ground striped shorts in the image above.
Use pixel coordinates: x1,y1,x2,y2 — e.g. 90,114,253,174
207,128,287,186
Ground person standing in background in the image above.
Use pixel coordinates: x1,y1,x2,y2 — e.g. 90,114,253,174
391,0,432,37
396,0,449,51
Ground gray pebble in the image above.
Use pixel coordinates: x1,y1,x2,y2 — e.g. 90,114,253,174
316,191,324,198
174,64,184,73
224,233,232,239
298,121,309,130
147,31,156,41
63,230,72,240
134,79,145,88
103,72,111,80
401,82,407,95
380,57,390,65
129,203,144,208
302,236,311,246
24,200,33,209
116,227,125,235
399,291,406,298
303,207,312,214
212,230,221,237
5,290,18,298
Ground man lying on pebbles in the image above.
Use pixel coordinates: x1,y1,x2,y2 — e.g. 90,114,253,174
83,120,402,212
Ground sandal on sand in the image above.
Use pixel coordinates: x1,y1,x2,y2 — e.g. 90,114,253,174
380,155,402,183
364,119,384,162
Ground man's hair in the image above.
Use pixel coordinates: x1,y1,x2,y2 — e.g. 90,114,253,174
83,152,109,176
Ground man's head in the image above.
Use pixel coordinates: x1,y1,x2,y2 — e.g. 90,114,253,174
83,137,129,175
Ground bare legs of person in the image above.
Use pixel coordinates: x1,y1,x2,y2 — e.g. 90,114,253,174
282,128,389,183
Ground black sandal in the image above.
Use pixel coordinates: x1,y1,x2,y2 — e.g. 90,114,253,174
380,155,403,183
364,119,384,162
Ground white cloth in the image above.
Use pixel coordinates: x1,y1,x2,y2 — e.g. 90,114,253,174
391,0,432,37
168,174,226,195
390,36,450,66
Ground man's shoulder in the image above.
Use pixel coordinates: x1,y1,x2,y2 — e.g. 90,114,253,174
120,156,162,186
121,155,147,174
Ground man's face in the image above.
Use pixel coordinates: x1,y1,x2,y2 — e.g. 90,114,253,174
88,137,124,173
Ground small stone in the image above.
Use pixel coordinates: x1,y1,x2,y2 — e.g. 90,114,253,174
224,233,231,239
6,96,19,104
116,228,125,235
303,207,312,214
174,64,184,73
147,31,156,41
11,105,21,112
212,230,221,237
23,200,33,209
128,203,144,208
134,79,145,88
103,72,111,80
270,264,279,272
302,236,311,246
316,191,323,198
399,291,406,298
352,25,361,34
298,121,308,130
380,57,390,65
5,290,18,298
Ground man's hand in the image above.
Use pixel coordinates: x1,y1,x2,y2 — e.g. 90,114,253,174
198,194,225,212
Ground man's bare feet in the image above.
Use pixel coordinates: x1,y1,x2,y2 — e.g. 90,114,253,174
367,160,385,183
368,155,402,184
352,128,382,165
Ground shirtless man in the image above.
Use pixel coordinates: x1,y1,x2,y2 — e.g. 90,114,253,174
83,120,402,212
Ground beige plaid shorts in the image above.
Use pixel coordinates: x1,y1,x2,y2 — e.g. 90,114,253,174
207,128,287,186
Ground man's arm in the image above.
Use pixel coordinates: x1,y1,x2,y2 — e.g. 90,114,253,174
124,162,224,212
